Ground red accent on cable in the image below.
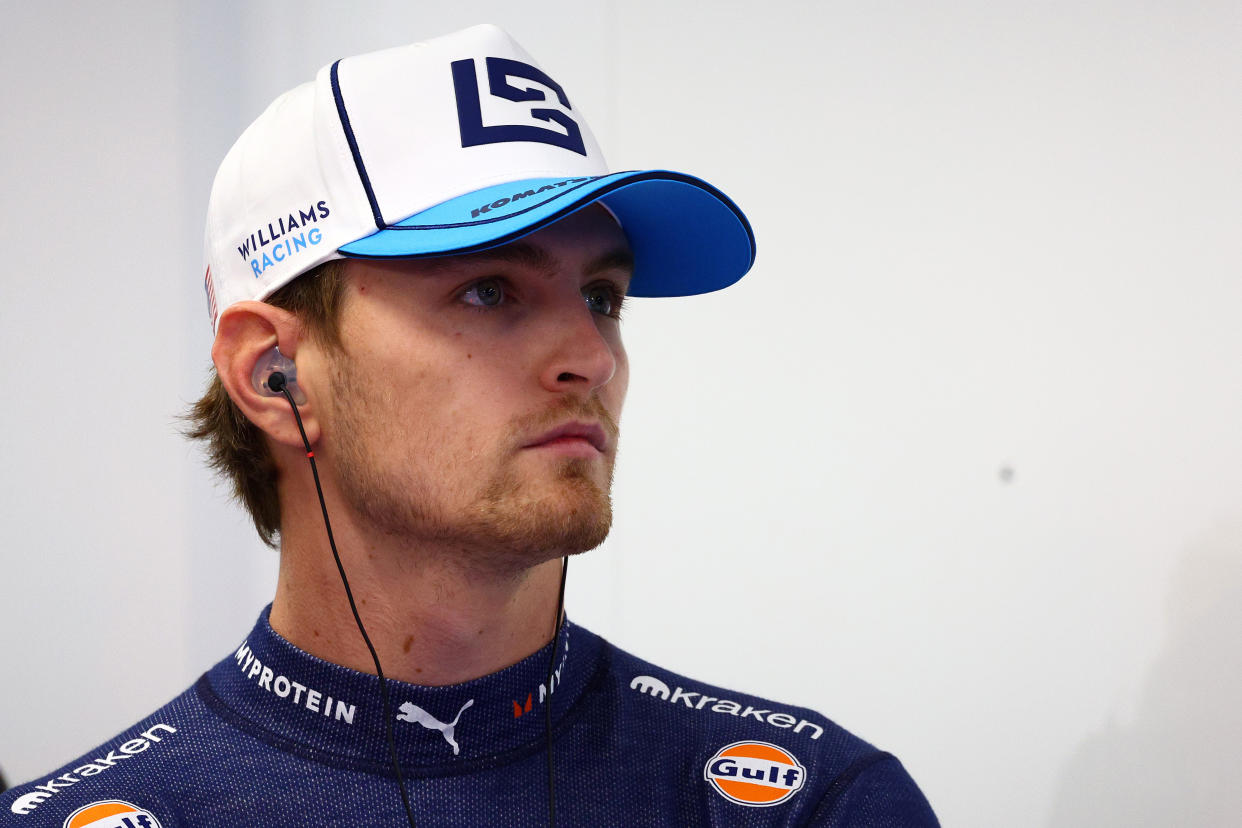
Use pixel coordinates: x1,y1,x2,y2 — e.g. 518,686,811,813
306,451,315,458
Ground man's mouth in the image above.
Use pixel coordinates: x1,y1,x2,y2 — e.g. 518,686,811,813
523,421,608,453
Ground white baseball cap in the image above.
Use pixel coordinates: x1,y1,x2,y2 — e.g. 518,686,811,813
202,23,756,332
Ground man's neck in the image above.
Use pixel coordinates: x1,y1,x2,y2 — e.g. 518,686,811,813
269,507,565,687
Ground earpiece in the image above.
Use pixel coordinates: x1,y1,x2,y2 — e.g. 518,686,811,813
252,346,308,405
253,345,417,827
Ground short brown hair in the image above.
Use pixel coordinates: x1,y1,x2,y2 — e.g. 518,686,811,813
184,260,348,547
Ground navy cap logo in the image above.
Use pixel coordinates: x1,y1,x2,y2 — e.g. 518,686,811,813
451,57,586,156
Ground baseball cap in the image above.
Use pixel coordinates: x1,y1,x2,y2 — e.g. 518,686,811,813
203,24,756,332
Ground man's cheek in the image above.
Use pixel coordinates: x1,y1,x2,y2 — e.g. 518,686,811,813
439,415,499,461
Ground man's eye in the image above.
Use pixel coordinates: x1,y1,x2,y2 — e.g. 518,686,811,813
462,278,505,307
583,283,623,318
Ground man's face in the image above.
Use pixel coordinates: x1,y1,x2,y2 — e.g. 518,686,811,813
313,206,631,573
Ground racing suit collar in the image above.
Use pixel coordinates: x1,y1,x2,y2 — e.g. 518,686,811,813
201,604,600,770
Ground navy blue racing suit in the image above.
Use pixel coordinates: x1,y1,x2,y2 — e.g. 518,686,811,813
2,608,937,826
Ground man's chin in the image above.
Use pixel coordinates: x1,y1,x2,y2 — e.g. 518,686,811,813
518,481,613,552
469,467,614,564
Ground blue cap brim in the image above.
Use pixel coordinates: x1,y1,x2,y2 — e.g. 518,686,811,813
336,170,756,297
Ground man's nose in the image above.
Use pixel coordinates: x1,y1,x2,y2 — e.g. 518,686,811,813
537,302,618,394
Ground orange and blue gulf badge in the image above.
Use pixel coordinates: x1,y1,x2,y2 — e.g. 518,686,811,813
704,741,807,807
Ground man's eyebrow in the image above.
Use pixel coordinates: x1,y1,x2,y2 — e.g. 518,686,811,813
418,242,634,281
412,242,553,274
585,249,635,281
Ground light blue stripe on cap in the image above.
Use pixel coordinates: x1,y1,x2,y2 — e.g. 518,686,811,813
338,170,756,297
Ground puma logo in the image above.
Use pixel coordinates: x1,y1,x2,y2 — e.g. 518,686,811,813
396,699,475,755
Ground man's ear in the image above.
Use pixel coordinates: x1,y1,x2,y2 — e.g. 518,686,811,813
213,301,320,450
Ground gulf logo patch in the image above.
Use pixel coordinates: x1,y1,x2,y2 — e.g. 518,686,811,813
63,800,163,828
704,741,806,807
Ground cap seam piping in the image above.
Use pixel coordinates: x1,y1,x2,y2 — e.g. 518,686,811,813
329,58,387,230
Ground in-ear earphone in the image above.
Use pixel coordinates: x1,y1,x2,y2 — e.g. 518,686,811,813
251,339,565,828
252,346,308,405
256,343,420,828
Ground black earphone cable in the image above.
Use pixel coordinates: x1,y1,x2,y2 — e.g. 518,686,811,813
272,373,418,828
272,369,568,828
545,557,569,828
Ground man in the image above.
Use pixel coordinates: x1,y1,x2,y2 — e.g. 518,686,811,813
1,25,936,827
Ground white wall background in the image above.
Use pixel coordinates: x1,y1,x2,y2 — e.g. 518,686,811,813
2,2,1240,825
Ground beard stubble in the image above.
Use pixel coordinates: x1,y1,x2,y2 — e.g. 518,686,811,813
326,352,618,575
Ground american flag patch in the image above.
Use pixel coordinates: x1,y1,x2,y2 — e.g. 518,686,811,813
204,266,219,329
